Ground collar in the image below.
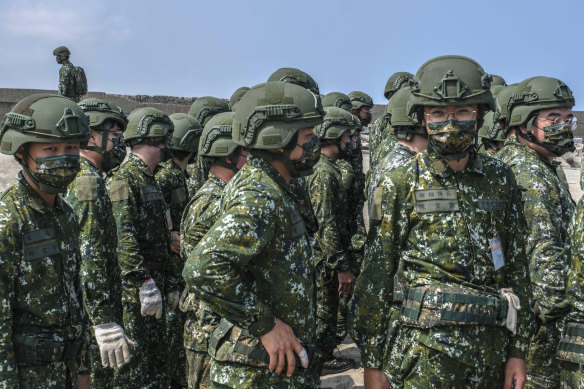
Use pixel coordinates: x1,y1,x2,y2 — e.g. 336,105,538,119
423,149,485,178
208,172,227,189
504,135,557,169
17,173,65,214
395,143,417,156
247,154,292,197
129,153,154,177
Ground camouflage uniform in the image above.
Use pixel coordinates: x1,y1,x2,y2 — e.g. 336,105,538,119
180,172,227,389
307,154,350,368
289,177,318,236
58,61,78,102
66,157,123,388
183,155,318,388
0,174,89,388
497,135,575,388
349,150,534,387
187,158,210,197
107,153,174,388
368,110,397,171
155,159,190,388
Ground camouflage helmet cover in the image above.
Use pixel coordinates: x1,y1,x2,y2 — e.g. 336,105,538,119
314,107,356,140
348,91,373,111
53,46,71,56
322,92,352,112
188,96,230,127
78,98,128,131
1,94,90,155
267,67,320,95
384,71,414,99
169,113,202,153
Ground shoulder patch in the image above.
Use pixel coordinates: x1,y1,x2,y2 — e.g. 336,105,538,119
341,171,354,191
369,187,384,222
75,176,98,201
171,187,187,205
108,180,130,202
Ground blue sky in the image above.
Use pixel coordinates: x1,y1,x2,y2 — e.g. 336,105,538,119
0,0,581,108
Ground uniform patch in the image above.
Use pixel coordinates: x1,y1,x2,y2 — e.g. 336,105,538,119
290,210,307,239
108,180,129,202
171,187,187,205
369,187,384,222
341,171,353,191
141,185,163,202
75,176,98,201
414,189,459,213
478,199,506,211
23,227,60,260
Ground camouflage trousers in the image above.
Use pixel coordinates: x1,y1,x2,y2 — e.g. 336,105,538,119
560,360,584,389
315,262,339,373
526,319,561,389
16,360,79,389
186,349,211,389
88,337,115,388
116,290,169,388
167,308,187,388
209,360,319,388
336,293,350,343
385,327,505,388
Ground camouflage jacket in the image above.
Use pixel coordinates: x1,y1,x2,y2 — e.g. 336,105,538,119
289,177,318,236
58,61,77,100
107,153,176,291
186,156,209,197
308,154,350,271
350,149,534,369
180,172,226,351
367,143,416,207
66,157,122,326
369,110,395,162
565,199,584,324
155,159,189,230
183,154,316,343
0,174,88,386
498,136,575,321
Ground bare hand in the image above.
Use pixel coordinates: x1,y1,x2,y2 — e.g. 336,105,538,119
170,231,181,254
504,358,526,389
260,319,308,377
78,374,90,389
364,368,389,389
338,271,354,295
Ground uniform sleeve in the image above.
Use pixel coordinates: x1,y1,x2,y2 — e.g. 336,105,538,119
58,66,68,96
308,168,348,271
517,172,571,321
66,181,116,325
565,201,584,323
183,188,278,338
108,178,151,287
0,204,20,387
349,180,401,369
180,195,218,259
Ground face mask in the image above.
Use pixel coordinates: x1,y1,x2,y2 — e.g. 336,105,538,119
361,111,372,127
427,119,476,160
24,154,80,194
102,137,127,172
338,136,353,160
158,146,172,163
286,136,321,178
534,123,575,157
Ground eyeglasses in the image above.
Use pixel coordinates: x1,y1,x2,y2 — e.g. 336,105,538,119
424,108,477,123
536,116,578,131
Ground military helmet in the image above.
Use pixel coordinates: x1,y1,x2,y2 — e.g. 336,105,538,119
78,98,128,131
493,84,518,126
188,97,230,127
124,107,173,144
407,55,495,115
1,94,90,155
53,46,71,57
507,76,575,128
169,113,202,153
229,87,250,110
233,81,324,149
491,75,507,87
388,87,416,128
199,112,239,157
477,111,505,142
384,72,414,100
322,92,352,111
267,67,320,94
314,107,356,140
348,91,373,111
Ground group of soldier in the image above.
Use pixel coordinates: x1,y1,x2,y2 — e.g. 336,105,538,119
1,47,584,389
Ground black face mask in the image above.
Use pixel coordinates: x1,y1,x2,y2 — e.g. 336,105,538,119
360,111,372,127
337,136,353,160
102,137,127,172
285,136,321,178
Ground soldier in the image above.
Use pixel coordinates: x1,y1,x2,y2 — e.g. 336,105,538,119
350,55,534,388
183,81,324,388
497,76,577,389
229,87,250,111
0,94,91,388
53,46,81,102
155,112,203,389
180,111,248,389
66,98,131,388
368,71,413,159
107,107,176,388
186,97,230,196
308,107,357,374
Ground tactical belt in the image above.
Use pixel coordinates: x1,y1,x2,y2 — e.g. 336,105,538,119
13,334,82,365
558,322,584,364
398,284,508,329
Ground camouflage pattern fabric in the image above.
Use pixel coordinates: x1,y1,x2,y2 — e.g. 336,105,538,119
289,177,318,236
497,136,575,388
58,61,78,102
368,110,395,163
369,126,397,177
307,154,349,369
180,172,227,389
155,159,189,388
107,153,172,388
367,143,416,205
349,149,534,377
559,360,584,389
183,154,318,388
0,174,89,388
187,156,210,197
66,157,123,388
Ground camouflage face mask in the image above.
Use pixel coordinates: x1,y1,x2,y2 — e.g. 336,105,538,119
427,119,476,160
537,123,575,157
25,154,80,194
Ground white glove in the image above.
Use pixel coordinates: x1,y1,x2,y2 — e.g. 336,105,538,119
93,322,134,368
139,278,163,319
298,347,309,368
166,290,180,310
500,288,521,336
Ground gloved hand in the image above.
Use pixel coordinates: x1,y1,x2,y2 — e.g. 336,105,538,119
166,290,180,310
139,278,163,319
500,288,521,335
93,322,135,368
